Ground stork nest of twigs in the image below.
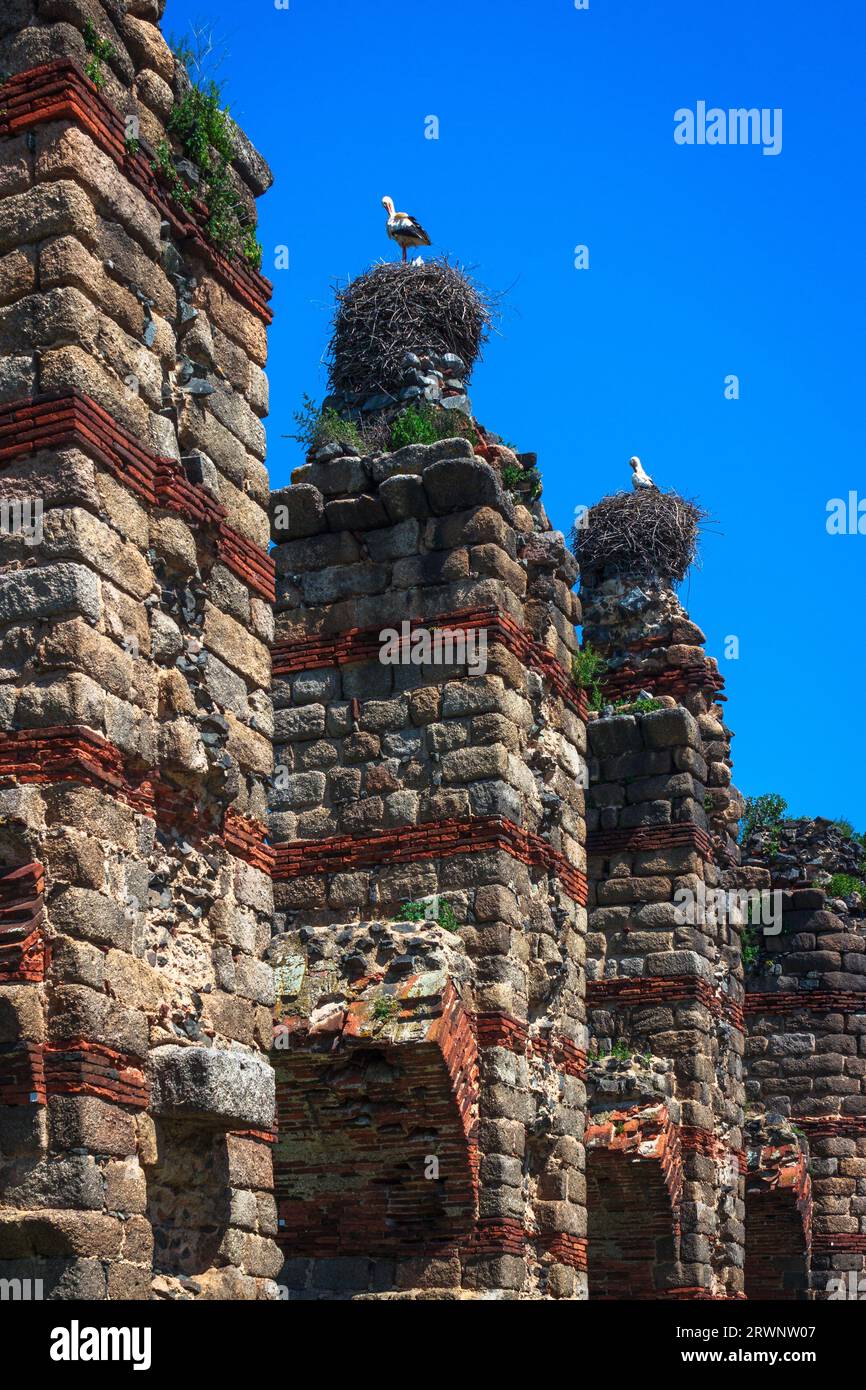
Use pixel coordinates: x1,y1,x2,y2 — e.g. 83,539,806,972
327,258,494,399
573,488,709,583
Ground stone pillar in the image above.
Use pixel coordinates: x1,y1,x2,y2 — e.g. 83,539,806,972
579,563,742,861
0,1,279,1299
584,705,746,1297
744,879,866,1299
577,496,747,1298
269,422,589,1298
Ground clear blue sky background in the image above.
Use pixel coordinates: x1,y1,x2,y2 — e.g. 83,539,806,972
164,0,866,828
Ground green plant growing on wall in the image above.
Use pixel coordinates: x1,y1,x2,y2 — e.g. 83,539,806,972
153,139,195,213
741,924,760,969
739,792,787,853
609,1039,631,1061
82,20,115,90
572,642,607,711
397,898,460,933
501,460,542,502
290,394,363,454
614,696,663,715
389,404,472,450
826,873,866,900
153,35,263,270
372,996,400,1023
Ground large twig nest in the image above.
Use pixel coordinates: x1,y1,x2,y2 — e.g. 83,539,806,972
573,488,708,583
327,259,494,400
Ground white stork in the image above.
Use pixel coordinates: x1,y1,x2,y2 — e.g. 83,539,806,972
382,195,431,262
629,456,657,490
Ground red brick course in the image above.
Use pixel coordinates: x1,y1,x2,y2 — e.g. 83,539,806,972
601,662,726,706
0,862,46,984
587,822,718,862
43,1039,149,1108
794,1116,866,1138
273,608,589,719
680,1126,745,1171
0,727,271,874
0,392,275,602
537,1232,588,1270
811,1234,866,1253
0,62,273,324
470,1218,588,1270
223,807,275,877
272,816,587,904
0,1038,147,1108
0,1040,46,1106
473,1011,586,1077
745,991,866,1015
587,976,744,1031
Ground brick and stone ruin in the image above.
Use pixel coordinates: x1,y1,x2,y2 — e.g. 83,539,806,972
0,1,864,1303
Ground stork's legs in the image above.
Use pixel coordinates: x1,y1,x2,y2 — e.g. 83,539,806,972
401,245,407,263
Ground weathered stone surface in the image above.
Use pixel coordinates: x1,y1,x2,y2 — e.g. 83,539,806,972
422,457,503,514
0,563,101,625
270,484,324,540
149,1046,275,1129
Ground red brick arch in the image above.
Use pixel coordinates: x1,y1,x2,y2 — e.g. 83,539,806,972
273,978,479,1260
586,1102,683,1299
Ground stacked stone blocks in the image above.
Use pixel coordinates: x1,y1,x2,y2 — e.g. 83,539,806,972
0,0,279,1300
269,433,590,1298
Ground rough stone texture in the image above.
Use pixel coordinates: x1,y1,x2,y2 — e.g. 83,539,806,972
744,884,866,1298
1,0,853,1308
584,706,747,1299
270,417,588,1298
0,0,278,1300
149,1045,276,1128
743,817,866,892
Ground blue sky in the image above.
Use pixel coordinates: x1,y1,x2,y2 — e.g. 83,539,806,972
164,0,866,828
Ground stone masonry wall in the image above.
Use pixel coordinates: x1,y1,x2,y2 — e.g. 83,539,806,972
580,568,741,861
580,555,747,1297
745,886,866,1298
584,705,746,1297
0,1,853,1308
0,0,280,1299
268,430,589,1298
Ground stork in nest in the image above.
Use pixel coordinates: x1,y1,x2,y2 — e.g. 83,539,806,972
629,456,657,490
382,195,431,263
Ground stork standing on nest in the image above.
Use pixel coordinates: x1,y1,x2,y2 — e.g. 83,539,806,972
382,195,432,262
629,456,657,490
